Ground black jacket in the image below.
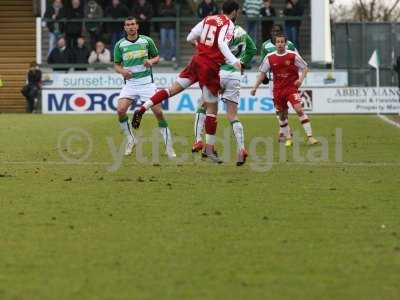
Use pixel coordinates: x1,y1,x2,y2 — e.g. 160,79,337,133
48,47,74,64
260,7,276,18
197,1,218,19
105,3,130,33
27,69,42,87
43,6,63,33
59,6,84,35
132,2,154,22
158,3,176,29
283,0,304,27
73,46,90,64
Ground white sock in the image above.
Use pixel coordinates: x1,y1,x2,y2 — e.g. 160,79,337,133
231,120,244,150
299,114,313,137
278,118,289,137
160,127,174,150
119,117,134,142
194,108,206,142
206,134,215,145
143,100,154,110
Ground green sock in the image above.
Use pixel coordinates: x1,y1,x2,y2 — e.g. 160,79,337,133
158,119,168,128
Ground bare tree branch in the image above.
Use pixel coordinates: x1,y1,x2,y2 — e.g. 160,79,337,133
358,0,368,20
369,0,375,21
387,0,400,16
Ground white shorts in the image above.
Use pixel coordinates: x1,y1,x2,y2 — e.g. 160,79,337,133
118,82,157,104
220,77,240,104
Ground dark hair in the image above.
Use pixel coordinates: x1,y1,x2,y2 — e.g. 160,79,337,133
125,16,138,24
222,0,240,15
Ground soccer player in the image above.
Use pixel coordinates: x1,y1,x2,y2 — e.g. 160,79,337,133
131,0,242,163
192,25,257,166
114,17,176,158
250,33,319,145
260,24,297,145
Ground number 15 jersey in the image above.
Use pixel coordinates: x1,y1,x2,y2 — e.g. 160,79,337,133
187,14,237,66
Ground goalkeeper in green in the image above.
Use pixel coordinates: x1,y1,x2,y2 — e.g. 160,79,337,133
192,25,257,166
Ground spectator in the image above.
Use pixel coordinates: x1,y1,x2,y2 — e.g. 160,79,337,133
186,0,199,14
43,0,63,54
243,0,263,41
283,0,304,49
197,0,218,19
59,0,84,49
73,36,90,70
150,0,161,32
88,41,112,65
132,0,153,36
84,0,104,49
260,0,276,41
105,0,130,57
159,0,176,62
21,62,42,113
48,36,74,71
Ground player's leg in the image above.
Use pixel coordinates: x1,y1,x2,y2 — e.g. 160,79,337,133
273,94,292,146
221,77,248,166
290,95,319,145
203,87,222,163
151,104,176,158
269,87,290,142
192,99,206,153
138,82,177,158
132,60,197,129
271,91,291,143
226,102,248,166
276,110,292,143
132,81,186,129
280,110,294,147
117,97,136,155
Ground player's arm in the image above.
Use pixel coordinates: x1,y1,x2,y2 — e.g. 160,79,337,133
218,23,241,70
113,42,132,79
260,41,267,62
239,33,257,68
294,52,309,88
187,20,203,46
250,57,270,96
144,37,160,67
114,63,132,80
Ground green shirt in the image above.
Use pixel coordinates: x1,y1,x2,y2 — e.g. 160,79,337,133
260,39,296,62
220,25,257,78
114,35,159,85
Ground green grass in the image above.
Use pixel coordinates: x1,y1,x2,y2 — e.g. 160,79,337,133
0,114,400,300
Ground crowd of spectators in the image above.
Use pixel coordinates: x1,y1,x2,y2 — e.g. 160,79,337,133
43,0,304,68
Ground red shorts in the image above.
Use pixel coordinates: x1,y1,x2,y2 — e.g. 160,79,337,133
273,92,302,112
178,55,221,96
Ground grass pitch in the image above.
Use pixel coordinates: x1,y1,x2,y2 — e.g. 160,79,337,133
0,114,400,300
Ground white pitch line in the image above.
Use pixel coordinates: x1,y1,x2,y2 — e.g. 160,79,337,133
1,161,400,167
0,161,109,166
378,114,400,129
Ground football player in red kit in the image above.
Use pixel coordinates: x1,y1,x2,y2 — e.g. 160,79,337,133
251,33,319,145
131,0,242,163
